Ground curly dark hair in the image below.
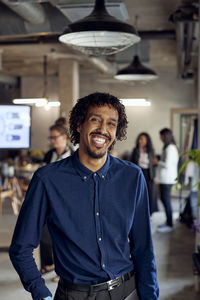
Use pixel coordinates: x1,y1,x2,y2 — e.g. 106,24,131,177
135,132,154,153
69,92,128,147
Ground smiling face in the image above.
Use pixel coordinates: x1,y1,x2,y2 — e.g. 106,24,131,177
78,104,118,160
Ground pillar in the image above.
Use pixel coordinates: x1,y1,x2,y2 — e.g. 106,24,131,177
58,59,79,125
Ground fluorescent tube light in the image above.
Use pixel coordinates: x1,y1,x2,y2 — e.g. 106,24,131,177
13,98,48,106
120,98,151,107
13,99,61,109
46,101,61,107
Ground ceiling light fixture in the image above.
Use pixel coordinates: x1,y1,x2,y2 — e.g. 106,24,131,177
13,98,48,106
115,55,158,81
59,0,140,56
120,98,151,107
12,98,61,108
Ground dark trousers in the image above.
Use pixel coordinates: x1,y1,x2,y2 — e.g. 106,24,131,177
40,224,54,269
142,169,158,215
40,241,53,269
54,275,139,300
190,191,198,219
159,184,173,227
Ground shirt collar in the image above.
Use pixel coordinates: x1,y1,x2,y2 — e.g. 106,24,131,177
54,145,70,156
72,149,110,181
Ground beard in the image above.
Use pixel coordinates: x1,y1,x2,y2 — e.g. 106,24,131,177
86,146,107,159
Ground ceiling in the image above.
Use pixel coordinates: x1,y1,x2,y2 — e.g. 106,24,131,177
0,0,198,82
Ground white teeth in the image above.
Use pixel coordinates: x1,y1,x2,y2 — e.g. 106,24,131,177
95,138,105,142
93,137,106,144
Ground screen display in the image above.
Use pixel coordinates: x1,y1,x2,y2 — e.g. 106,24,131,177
0,105,31,149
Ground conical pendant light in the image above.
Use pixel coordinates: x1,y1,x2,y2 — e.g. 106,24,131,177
114,55,158,81
59,0,140,56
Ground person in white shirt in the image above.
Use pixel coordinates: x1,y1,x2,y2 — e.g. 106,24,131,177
155,128,179,233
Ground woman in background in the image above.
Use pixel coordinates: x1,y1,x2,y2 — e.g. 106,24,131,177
43,124,73,164
131,132,158,215
155,128,179,233
40,118,74,281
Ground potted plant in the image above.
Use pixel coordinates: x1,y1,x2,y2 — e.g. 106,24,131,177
178,150,200,275
178,149,200,200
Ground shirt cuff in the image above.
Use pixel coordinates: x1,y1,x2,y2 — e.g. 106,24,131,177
43,297,53,300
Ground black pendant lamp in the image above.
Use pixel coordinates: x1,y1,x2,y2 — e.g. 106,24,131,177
59,0,140,56
115,55,158,81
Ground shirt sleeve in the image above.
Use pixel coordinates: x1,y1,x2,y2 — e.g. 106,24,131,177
158,145,176,168
129,170,159,300
9,171,52,300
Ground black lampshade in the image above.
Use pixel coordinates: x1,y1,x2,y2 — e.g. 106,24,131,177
59,0,140,56
115,55,158,81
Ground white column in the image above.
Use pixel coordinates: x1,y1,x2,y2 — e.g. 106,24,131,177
58,59,79,125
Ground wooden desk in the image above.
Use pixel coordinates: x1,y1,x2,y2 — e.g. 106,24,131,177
0,188,14,216
0,164,39,216
0,176,24,216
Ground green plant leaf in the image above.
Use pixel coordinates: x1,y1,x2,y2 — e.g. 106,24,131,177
178,149,200,206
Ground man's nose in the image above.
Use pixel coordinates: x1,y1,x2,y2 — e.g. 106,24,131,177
99,120,107,133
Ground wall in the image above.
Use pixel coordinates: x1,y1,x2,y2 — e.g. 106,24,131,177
0,83,20,105
0,83,20,160
21,75,60,152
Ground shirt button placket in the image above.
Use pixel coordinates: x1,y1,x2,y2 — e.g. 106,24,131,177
93,174,105,271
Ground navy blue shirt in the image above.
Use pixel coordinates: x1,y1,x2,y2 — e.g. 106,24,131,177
9,150,159,300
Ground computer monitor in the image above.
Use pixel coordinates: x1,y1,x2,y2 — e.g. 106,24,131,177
0,105,31,149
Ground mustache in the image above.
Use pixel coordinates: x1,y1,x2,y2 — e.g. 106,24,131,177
90,132,111,141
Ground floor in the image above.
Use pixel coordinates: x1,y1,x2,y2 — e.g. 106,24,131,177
0,196,200,300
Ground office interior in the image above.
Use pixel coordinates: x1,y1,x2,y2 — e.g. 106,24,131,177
0,0,200,299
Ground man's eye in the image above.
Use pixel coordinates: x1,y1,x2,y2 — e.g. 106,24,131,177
91,117,100,122
109,122,117,127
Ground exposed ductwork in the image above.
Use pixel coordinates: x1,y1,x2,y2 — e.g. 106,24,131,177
1,1,46,25
169,0,198,79
0,1,69,36
0,0,198,80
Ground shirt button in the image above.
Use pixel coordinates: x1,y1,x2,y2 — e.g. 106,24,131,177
102,175,105,179
102,264,105,268
98,237,102,241
94,173,97,176
96,212,99,216
83,176,87,180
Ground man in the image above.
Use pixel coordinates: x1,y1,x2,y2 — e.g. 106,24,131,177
9,92,159,300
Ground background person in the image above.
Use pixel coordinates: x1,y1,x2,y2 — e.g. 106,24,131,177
43,121,73,165
40,120,74,282
9,92,159,300
130,132,158,215
155,127,179,233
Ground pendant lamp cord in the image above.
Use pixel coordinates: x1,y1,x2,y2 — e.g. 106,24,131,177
43,55,47,99
134,15,139,55
94,0,106,11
